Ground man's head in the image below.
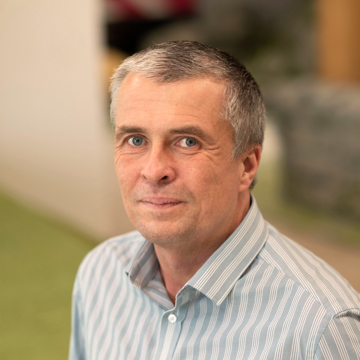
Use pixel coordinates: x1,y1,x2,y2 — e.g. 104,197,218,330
110,40,265,159
111,41,264,251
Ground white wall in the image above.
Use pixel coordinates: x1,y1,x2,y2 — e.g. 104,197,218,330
0,0,133,239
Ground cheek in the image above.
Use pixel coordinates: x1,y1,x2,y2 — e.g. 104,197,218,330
184,164,222,201
192,162,239,201
114,157,136,191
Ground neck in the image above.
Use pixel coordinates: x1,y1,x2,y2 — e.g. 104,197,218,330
154,243,219,304
155,192,251,304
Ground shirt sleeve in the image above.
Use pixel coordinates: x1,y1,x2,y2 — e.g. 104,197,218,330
69,277,86,360
315,309,360,360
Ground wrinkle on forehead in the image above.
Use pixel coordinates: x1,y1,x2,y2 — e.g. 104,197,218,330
117,73,226,117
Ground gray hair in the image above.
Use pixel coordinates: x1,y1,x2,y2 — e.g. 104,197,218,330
110,40,265,159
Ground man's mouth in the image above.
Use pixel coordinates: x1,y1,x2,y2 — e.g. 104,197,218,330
139,197,183,208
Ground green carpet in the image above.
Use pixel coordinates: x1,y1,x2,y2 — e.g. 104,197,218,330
0,193,96,360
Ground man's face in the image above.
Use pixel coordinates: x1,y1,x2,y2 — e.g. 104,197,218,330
114,73,247,250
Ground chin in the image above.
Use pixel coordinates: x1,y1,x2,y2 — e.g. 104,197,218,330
137,225,177,245
136,221,194,247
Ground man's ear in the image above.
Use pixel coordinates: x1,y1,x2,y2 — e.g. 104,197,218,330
238,145,261,193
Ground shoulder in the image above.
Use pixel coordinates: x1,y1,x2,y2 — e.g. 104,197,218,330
258,222,360,316
76,230,145,284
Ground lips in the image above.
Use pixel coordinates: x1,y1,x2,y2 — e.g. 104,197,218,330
139,197,183,206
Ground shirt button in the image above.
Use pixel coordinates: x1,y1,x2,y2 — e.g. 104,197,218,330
168,314,177,323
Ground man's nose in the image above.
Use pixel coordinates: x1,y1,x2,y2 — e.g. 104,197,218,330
140,146,176,184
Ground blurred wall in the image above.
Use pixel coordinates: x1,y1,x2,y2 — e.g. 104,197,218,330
0,0,133,239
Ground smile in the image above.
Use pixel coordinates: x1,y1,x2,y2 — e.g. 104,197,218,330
139,197,183,209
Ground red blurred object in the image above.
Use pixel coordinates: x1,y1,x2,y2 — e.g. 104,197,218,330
105,0,198,20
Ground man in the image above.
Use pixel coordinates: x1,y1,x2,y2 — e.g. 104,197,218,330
69,41,360,359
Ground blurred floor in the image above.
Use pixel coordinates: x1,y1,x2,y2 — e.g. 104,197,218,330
0,193,96,360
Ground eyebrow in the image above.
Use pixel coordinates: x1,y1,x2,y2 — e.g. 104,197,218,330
169,126,214,144
115,126,146,143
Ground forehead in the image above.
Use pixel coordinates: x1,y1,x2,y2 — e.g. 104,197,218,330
116,73,226,125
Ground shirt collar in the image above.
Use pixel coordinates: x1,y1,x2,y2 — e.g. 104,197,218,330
188,196,268,305
126,240,158,289
126,195,268,305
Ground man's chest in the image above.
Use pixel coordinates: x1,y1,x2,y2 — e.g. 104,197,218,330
82,278,325,360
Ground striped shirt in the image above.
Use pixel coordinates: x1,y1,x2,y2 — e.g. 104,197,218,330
69,197,360,360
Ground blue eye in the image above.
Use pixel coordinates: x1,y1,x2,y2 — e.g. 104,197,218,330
128,136,143,146
180,138,197,147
